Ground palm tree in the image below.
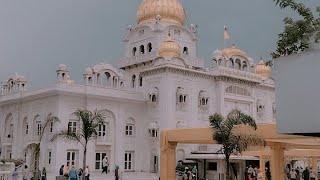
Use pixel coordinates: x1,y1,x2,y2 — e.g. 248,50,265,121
50,109,104,170
209,109,266,180
25,115,60,179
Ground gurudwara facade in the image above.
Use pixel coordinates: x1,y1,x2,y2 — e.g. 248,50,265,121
0,0,275,179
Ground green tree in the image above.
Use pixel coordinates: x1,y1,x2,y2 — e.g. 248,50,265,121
25,115,60,178
50,109,104,169
209,109,266,180
268,0,320,66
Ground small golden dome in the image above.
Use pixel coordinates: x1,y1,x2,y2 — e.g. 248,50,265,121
256,60,271,78
159,36,180,57
221,45,248,59
137,0,185,26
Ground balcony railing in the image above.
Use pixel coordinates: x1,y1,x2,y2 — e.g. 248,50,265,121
96,135,112,145
119,51,157,68
26,135,40,144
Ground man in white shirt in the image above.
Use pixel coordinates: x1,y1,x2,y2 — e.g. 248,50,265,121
290,169,296,180
102,156,109,174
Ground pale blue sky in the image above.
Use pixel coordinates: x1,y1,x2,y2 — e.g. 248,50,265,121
0,0,317,88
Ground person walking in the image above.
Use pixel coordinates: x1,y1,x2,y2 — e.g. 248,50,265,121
256,169,264,180
115,165,120,180
41,167,47,180
289,169,296,180
309,167,316,180
295,169,300,180
78,168,83,180
12,167,18,180
84,165,90,180
59,165,64,176
302,167,309,180
63,165,69,180
68,165,78,180
102,156,109,174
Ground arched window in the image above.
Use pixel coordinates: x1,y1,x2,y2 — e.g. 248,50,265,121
97,73,101,84
242,61,248,71
88,77,92,84
125,118,135,136
34,115,42,136
152,95,157,102
218,59,222,66
140,45,145,54
147,43,152,52
132,47,137,56
112,76,117,88
235,59,241,70
212,59,217,67
229,58,234,68
68,114,78,134
139,76,143,87
179,95,183,102
105,72,111,86
183,47,189,55
132,75,136,88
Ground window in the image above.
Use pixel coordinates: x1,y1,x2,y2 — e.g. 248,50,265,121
147,43,152,52
132,75,136,88
66,151,76,167
151,95,157,102
50,121,53,133
125,152,134,171
183,47,188,55
26,123,29,135
95,152,107,170
132,47,137,56
68,121,77,133
208,162,217,171
225,86,250,96
243,61,248,71
48,150,52,165
139,30,144,36
229,58,234,68
126,125,134,136
139,76,143,87
174,29,180,35
235,59,241,70
36,122,42,135
149,129,158,138
140,45,145,54
98,124,106,137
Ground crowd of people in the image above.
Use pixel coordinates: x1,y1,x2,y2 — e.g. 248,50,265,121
286,166,317,180
244,165,265,180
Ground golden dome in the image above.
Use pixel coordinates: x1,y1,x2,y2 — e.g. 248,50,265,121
137,0,185,26
221,45,248,59
256,60,271,78
159,36,180,57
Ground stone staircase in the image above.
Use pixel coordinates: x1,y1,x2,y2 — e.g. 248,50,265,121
47,172,159,180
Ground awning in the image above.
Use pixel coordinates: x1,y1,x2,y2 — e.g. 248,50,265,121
186,154,259,161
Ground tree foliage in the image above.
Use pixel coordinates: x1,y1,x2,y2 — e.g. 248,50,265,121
51,109,105,169
209,109,266,179
268,0,320,66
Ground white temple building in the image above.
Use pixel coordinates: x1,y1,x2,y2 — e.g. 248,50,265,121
0,0,275,179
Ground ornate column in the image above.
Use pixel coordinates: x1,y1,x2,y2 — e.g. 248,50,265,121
259,155,266,180
270,143,285,180
160,131,177,180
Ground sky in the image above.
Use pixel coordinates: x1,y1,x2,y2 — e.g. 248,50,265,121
0,0,318,88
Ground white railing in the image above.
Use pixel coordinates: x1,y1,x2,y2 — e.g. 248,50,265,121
96,136,112,145
119,51,157,68
211,66,261,83
26,135,40,144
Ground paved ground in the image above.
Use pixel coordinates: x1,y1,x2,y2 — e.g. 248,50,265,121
47,172,159,180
